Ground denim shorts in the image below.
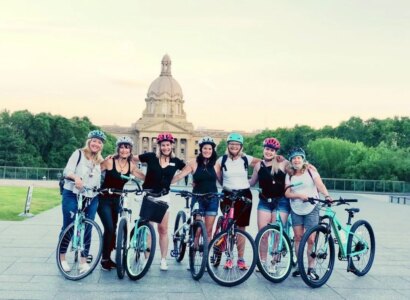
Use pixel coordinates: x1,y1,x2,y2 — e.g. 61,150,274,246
191,195,219,216
257,196,291,214
291,205,320,231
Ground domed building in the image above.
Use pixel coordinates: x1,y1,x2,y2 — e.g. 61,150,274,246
102,54,230,162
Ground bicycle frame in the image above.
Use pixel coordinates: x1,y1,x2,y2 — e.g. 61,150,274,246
71,191,95,254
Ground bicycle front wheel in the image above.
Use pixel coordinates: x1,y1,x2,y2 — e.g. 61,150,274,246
255,225,292,283
207,229,256,287
116,218,128,279
298,225,335,288
56,218,102,280
209,216,224,267
189,220,208,280
347,219,375,276
172,211,187,262
125,221,156,281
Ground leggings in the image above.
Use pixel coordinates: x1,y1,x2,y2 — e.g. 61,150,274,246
97,197,120,260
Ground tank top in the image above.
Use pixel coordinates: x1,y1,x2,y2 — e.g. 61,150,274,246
258,162,286,198
192,164,218,194
100,159,131,200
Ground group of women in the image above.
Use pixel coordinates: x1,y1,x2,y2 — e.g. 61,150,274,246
59,129,332,276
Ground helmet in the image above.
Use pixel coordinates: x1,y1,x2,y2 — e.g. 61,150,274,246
157,132,174,144
263,137,281,150
227,133,244,144
199,136,216,147
88,130,106,142
116,136,134,147
288,147,306,160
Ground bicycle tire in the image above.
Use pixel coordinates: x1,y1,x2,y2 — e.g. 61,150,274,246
210,216,224,267
116,218,127,279
173,211,187,262
347,220,375,276
189,220,208,280
125,221,156,280
207,228,256,287
255,224,292,283
298,225,335,288
56,218,102,280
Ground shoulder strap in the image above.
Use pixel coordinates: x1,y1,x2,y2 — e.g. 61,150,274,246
242,156,248,170
221,154,228,172
76,149,82,167
307,168,313,180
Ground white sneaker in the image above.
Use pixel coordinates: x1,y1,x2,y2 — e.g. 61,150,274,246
61,260,71,272
160,258,168,271
79,262,90,274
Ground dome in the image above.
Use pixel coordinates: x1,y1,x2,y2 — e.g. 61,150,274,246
146,54,183,101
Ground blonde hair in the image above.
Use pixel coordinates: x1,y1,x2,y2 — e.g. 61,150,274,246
82,139,104,164
270,159,281,175
288,159,309,176
225,148,244,159
156,143,176,159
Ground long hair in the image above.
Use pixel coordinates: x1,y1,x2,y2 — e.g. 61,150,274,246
288,159,310,176
225,147,244,159
197,145,217,167
82,139,104,164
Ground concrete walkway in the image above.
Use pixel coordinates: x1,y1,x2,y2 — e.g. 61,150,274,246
0,190,409,299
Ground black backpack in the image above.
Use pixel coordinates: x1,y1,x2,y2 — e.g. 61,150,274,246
59,150,82,195
220,154,249,185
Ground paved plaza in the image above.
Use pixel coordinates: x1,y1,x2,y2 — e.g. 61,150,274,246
0,188,409,299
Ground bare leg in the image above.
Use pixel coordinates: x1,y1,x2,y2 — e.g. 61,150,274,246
158,211,169,259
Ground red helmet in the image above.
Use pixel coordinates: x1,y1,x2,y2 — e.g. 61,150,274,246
157,132,174,144
263,137,280,150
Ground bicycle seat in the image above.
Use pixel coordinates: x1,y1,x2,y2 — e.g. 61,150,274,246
345,208,360,213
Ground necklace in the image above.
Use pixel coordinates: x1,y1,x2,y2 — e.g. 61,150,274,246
118,159,128,174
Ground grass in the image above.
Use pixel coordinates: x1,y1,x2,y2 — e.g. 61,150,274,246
0,186,61,221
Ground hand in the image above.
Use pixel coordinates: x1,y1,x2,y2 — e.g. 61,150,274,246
74,176,83,190
276,155,285,163
325,195,333,202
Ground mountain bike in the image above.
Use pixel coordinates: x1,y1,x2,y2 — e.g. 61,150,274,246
56,186,103,280
297,197,376,288
170,189,222,280
254,184,299,283
207,188,257,287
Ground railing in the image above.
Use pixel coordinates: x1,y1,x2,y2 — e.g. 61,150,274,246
0,166,409,194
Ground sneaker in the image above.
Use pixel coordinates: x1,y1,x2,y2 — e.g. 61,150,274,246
160,258,168,271
101,259,117,271
307,268,320,280
61,260,71,272
224,259,233,269
292,269,301,277
79,262,90,274
237,258,249,270
86,254,93,263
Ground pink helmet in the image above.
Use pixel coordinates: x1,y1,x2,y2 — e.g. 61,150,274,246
157,132,174,144
263,137,281,150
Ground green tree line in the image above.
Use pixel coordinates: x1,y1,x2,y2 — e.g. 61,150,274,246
0,110,116,168
216,116,410,182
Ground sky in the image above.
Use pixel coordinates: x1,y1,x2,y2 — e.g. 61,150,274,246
1,1,409,132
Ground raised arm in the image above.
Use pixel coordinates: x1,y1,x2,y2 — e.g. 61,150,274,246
248,161,260,187
130,163,145,181
171,161,194,184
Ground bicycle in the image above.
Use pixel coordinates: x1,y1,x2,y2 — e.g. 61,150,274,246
56,185,103,280
170,189,221,280
97,175,145,279
207,188,257,287
254,184,299,283
297,197,376,288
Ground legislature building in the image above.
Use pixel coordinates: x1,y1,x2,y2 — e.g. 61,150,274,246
102,54,245,162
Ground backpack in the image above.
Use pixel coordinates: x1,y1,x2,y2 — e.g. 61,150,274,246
220,154,249,185
59,150,82,195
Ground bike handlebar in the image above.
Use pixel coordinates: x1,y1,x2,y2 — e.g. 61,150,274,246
222,187,252,204
308,197,358,206
170,189,224,199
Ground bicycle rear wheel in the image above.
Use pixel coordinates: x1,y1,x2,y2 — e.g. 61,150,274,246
189,220,208,280
116,218,127,279
298,225,335,288
207,228,256,287
56,218,102,280
347,220,375,276
255,225,292,283
125,221,156,280
172,211,187,262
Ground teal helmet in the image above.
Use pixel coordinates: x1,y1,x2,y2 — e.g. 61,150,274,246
88,130,106,142
227,133,244,144
288,147,306,160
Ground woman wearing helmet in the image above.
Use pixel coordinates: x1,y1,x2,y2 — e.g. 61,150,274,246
284,147,332,278
214,132,260,270
132,132,186,271
59,130,106,273
97,136,145,271
172,136,219,242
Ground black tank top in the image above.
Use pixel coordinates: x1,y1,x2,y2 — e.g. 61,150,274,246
193,164,218,194
100,159,131,199
258,162,286,198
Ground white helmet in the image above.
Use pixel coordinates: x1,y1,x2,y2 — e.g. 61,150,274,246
199,136,216,147
116,136,134,147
